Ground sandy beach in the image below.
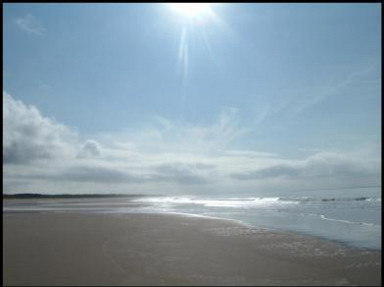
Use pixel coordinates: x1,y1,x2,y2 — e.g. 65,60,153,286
3,212,381,286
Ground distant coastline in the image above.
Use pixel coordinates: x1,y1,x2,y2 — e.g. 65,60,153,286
2,193,148,199
3,185,380,199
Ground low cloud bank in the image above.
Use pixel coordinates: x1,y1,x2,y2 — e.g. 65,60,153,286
3,92,380,194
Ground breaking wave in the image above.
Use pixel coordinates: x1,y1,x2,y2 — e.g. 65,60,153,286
133,196,298,208
134,195,381,208
300,213,380,227
318,214,378,227
280,196,381,203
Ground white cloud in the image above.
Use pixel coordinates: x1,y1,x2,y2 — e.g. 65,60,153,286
112,106,251,155
3,92,77,164
14,14,45,35
3,92,381,195
179,107,252,153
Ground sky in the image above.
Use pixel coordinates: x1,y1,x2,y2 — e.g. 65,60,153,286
3,3,381,196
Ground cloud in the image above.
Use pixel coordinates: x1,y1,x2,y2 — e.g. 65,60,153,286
3,92,77,164
153,116,172,131
9,165,133,184
78,140,103,158
154,162,216,184
5,161,216,187
55,166,143,184
119,106,252,155
179,107,252,153
286,64,379,119
3,93,219,189
3,92,380,194
14,14,45,35
303,152,380,179
224,150,278,158
230,150,380,187
232,165,300,180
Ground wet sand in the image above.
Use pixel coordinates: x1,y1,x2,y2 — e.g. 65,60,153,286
3,212,381,286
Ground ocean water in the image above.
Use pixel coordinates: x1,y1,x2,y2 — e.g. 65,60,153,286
3,187,381,250
130,187,381,250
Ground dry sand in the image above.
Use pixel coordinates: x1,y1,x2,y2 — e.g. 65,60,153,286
3,212,381,286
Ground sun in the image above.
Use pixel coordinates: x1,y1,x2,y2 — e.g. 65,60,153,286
168,3,214,20
166,3,220,85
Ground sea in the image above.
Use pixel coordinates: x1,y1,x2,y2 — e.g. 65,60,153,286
3,186,381,250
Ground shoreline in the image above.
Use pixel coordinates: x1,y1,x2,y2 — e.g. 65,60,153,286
148,210,382,252
4,206,381,252
3,194,380,251
3,212,381,286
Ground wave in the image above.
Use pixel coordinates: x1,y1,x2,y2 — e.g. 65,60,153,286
302,213,380,227
319,214,379,227
280,196,381,203
364,197,381,202
135,195,381,208
319,197,381,202
133,196,298,208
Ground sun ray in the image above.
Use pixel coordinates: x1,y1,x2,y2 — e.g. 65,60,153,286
167,3,222,96
178,27,189,84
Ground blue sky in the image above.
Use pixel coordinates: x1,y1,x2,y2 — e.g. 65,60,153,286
3,3,381,195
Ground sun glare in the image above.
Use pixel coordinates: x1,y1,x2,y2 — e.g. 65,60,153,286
168,3,214,19
167,3,220,87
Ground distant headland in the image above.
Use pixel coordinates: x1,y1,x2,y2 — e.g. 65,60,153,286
2,193,149,199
